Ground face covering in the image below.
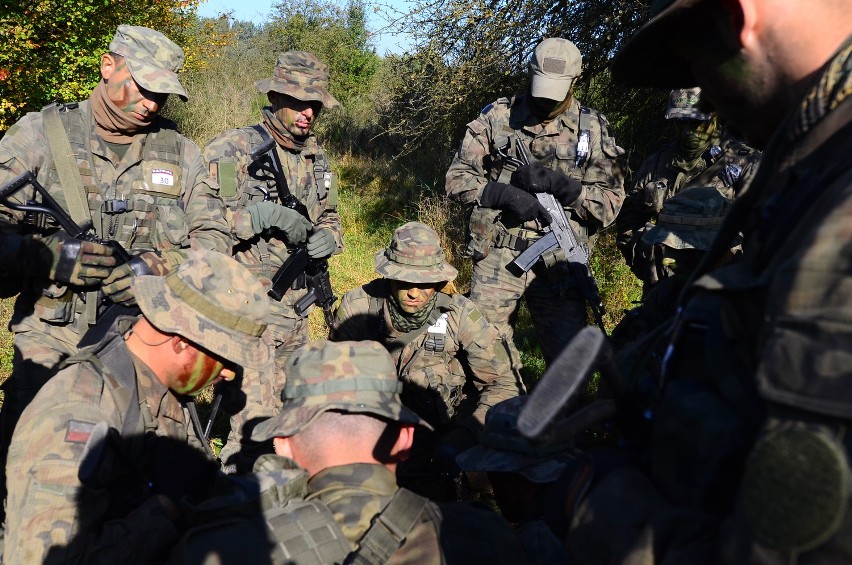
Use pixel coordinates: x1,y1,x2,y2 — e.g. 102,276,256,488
90,81,151,143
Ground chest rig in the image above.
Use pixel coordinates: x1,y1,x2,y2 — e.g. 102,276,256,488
41,102,183,252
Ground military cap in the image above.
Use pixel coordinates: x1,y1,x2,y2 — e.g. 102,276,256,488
374,222,458,284
108,25,189,101
132,249,270,370
611,0,706,88
642,185,733,250
252,340,431,440
529,38,582,102
456,396,579,483
255,51,340,108
665,88,712,121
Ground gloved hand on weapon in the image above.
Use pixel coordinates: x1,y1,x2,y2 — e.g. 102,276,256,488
306,228,336,259
478,181,552,225
102,251,171,306
246,201,313,244
511,165,584,208
4,231,117,286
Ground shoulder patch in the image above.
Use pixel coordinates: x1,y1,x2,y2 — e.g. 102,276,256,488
467,309,482,323
65,420,96,444
481,103,495,116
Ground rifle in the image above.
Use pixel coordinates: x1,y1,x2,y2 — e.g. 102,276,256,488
248,137,336,326
0,172,138,346
501,136,607,333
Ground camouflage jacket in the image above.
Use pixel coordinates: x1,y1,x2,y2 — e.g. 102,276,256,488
643,38,852,560
445,94,625,256
203,121,342,287
329,279,521,431
307,463,531,564
616,133,761,273
0,99,231,338
4,319,209,564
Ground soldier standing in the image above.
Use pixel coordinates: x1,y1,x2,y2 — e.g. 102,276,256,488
0,25,231,524
616,87,760,292
172,340,531,565
445,37,625,366
330,222,522,494
3,251,270,563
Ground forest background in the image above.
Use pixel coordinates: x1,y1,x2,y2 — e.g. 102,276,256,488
0,0,672,399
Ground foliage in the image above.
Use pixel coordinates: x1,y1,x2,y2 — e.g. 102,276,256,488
0,0,214,133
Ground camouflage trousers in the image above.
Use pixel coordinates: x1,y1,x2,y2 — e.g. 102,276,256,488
469,245,586,366
0,323,80,524
219,299,309,472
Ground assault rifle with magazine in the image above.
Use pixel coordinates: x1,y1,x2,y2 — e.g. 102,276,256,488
248,136,336,325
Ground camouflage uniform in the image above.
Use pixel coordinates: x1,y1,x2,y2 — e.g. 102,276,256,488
0,27,231,499
616,88,761,291
3,251,269,563
445,39,625,365
330,223,521,434
172,340,531,564
561,7,852,563
203,52,342,467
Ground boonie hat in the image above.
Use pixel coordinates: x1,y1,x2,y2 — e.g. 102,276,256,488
642,185,734,250
252,340,431,440
132,250,270,370
665,88,712,121
611,0,707,87
108,25,189,101
456,396,579,483
255,51,340,108
529,38,582,101
374,222,458,284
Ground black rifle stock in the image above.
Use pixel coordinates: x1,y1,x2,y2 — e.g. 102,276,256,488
506,137,607,333
249,136,336,323
0,172,138,346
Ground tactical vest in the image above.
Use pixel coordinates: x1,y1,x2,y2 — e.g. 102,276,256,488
32,102,185,328
366,289,470,428
466,97,594,260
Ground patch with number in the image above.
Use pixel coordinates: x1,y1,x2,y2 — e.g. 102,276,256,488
64,420,96,444
428,313,449,334
151,168,175,186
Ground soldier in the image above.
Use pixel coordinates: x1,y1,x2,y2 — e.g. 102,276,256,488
0,25,231,525
456,396,577,564
616,87,760,293
3,250,270,563
172,340,531,565
202,51,342,468
330,222,522,490
552,0,852,561
445,37,625,366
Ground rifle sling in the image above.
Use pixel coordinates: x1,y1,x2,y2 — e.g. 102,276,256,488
346,488,429,565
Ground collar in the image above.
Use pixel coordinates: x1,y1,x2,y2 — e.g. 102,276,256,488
306,463,398,499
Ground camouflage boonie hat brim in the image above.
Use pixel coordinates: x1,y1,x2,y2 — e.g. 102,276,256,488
665,88,712,121
133,250,270,370
252,340,431,441
641,185,733,250
456,396,579,483
611,0,706,88
373,221,458,284
255,51,340,108
109,25,188,101
529,38,582,101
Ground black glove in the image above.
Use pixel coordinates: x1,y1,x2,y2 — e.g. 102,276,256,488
479,181,551,225
511,165,584,207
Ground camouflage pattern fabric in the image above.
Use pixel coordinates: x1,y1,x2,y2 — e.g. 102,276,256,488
616,131,760,290
456,396,579,483
4,319,206,563
374,222,458,283
254,51,339,108
664,88,711,121
330,279,521,432
252,340,429,441
133,249,270,371
108,25,188,101
445,94,625,365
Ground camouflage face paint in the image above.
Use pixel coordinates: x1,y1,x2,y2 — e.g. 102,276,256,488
388,280,439,314
104,56,161,120
172,347,227,396
269,92,320,137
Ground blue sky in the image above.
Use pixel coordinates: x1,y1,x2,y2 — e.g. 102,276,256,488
196,0,414,55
